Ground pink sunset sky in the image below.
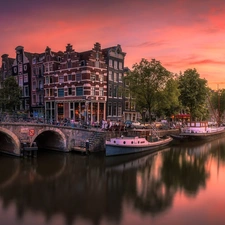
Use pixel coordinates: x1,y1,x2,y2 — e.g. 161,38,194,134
1,0,225,89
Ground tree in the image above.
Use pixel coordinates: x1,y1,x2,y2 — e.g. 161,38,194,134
156,77,181,119
210,89,225,124
125,58,173,122
178,69,208,121
0,76,22,113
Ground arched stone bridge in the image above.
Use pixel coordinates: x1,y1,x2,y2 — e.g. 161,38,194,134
0,123,106,156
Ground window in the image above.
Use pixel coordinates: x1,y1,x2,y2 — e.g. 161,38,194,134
113,103,117,116
24,86,29,97
50,76,53,84
91,86,95,95
68,74,72,81
76,87,83,96
118,86,122,98
68,88,72,95
32,82,36,90
18,63,22,73
109,71,112,81
50,89,54,96
45,63,49,72
118,73,122,82
114,73,118,82
58,89,64,97
19,76,23,86
109,59,113,67
108,103,112,116
119,62,123,69
125,101,130,110
99,74,103,82
67,60,72,68
91,73,96,81
113,86,117,97
114,61,118,69
109,85,112,97
24,75,28,83
33,67,36,76
59,75,64,83
95,60,100,68
118,105,122,116
131,102,135,110
49,64,53,71
45,76,49,84
32,95,36,104
76,73,81,81
99,87,103,96
39,95,43,104
39,80,43,89
45,89,49,97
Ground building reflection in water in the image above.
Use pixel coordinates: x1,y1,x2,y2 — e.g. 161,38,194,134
0,137,225,225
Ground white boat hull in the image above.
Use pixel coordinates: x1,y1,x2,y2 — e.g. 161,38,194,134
180,126,225,140
105,136,172,156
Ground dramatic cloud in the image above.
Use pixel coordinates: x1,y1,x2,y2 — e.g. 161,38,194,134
1,0,225,89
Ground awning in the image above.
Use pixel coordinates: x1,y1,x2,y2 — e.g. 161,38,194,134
174,114,190,119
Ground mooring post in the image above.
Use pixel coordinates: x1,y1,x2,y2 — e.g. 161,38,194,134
85,139,89,155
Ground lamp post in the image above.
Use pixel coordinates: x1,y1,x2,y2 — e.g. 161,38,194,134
85,101,89,125
142,108,146,123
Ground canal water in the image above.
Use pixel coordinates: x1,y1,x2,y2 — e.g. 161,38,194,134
1,137,225,225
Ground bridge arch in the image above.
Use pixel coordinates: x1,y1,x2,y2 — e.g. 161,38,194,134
31,127,67,151
0,127,21,156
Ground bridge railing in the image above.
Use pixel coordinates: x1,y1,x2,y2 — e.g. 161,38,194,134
0,115,103,130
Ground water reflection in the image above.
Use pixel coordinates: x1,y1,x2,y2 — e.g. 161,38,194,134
1,138,225,225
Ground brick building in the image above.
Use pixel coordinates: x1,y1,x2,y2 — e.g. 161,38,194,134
1,42,129,124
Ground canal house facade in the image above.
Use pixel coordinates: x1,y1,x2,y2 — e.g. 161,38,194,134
102,45,126,122
11,46,33,113
31,43,108,124
0,42,130,124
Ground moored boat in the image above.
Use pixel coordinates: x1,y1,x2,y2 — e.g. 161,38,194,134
179,121,225,140
105,135,173,157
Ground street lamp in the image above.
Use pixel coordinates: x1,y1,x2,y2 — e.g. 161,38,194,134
142,108,147,123
85,101,89,125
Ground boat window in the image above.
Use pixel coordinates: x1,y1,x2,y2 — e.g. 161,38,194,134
123,141,126,144
131,141,133,144
138,141,139,143
114,141,116,143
